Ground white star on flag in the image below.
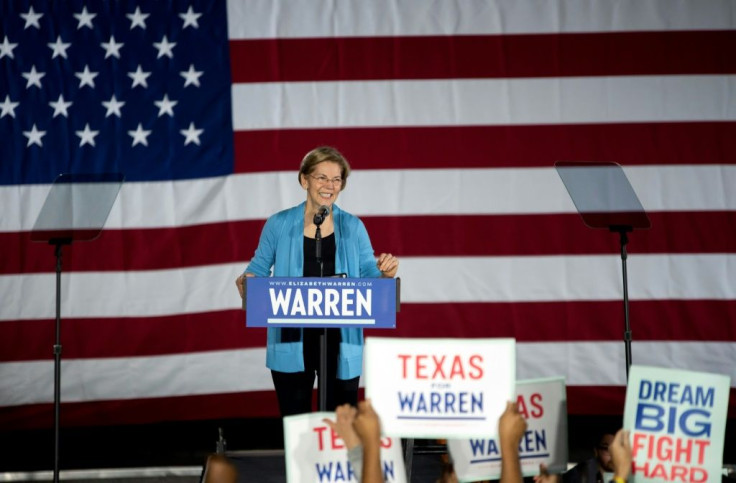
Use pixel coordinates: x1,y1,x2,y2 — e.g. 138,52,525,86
128,123,151,147
1,95,19,118
0,36,18,59
102,95,125,118
20,6,43,30
49,94,72,117
127,6,149,30
128,65,151,88
76,124,100,147
23,124,45,147
74,6,96,29
180,7,202,29
180,122,204,145
154,94,177,117
75,65,98,88
48,36,71,59
0,36,17,59
180,64,203,87
22,65,45,89
101,35,123,59
154,35,176,59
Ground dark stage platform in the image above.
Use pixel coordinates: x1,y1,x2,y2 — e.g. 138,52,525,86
1,416,734,481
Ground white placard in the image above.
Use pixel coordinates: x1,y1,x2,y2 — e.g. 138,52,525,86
623,365,730,483
448,377,568,482
283,412,407,483
364,337,515,438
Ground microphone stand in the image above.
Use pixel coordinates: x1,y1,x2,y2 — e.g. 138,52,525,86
313,212,327,411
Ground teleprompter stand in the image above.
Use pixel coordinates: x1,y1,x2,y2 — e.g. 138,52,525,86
31,173,123,483
555,162,650,380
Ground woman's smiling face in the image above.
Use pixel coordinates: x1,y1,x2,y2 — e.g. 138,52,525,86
302,161,343,210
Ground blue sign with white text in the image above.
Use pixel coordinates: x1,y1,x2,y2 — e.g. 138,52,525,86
245,277,398,328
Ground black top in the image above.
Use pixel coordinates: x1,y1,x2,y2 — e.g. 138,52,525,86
303,232,336,277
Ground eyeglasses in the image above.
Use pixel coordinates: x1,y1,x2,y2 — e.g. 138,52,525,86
309,174,343,186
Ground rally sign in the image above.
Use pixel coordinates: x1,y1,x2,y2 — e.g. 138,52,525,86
246,277,397,328
447,377,568,482
364,337,515,438
623,365,730,483
283,412,407,483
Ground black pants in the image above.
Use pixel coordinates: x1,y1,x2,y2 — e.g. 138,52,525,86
271,328,359,416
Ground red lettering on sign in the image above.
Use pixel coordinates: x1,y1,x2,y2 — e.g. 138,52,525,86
396,354,486,380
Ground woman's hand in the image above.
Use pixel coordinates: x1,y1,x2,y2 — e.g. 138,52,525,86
376,253,399,278
235,273,254,299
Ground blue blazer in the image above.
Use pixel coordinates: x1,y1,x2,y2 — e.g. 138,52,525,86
245,202,382,379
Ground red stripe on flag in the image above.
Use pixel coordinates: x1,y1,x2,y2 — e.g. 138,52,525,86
2,300,733,362
233,123,736,173
363,212,736,258
0,391,281,430
2,212,733,274
230,31,736,83
0,311,264,362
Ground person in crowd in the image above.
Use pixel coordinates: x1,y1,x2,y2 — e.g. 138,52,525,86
325,400,529,483
201,454,238,483
562,430,618,483
607,429,632,483
535,429,632,483
323,401,363,477
352,399,384,483
235,146,399,416
499,400,529,483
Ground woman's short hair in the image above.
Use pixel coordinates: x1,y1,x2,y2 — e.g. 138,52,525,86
298,146,351,190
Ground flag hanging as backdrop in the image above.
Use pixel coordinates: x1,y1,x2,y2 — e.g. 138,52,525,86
1,0,734,430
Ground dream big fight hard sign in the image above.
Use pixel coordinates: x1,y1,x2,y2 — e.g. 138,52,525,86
364,337,515,438
623,365,730,483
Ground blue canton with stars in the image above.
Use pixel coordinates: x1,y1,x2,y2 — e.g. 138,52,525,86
0,0,233,184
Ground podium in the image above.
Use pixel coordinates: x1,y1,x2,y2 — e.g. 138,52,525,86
555,162,650,379
245,276,400,410
31,173,124,483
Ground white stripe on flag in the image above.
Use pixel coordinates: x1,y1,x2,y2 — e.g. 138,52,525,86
2,254,734,321
232,76,736,130
226,0,736,39
1,166,734,232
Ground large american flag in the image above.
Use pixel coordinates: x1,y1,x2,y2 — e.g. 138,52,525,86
1,0,734,431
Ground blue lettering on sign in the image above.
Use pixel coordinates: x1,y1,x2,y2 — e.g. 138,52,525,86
638,380,715,408
314,461,355,481
470,439,499,458
397,391,483,418
314,460,395,482
634,403,712,437
382,460,394,480
468,430,549,463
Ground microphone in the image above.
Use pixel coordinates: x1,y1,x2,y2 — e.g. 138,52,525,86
313,205,329,226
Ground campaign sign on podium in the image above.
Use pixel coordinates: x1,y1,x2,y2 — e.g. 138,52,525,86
623,365,730,483
246,277,397,328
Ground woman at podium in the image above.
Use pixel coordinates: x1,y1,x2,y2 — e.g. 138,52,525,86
235,146,399,416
